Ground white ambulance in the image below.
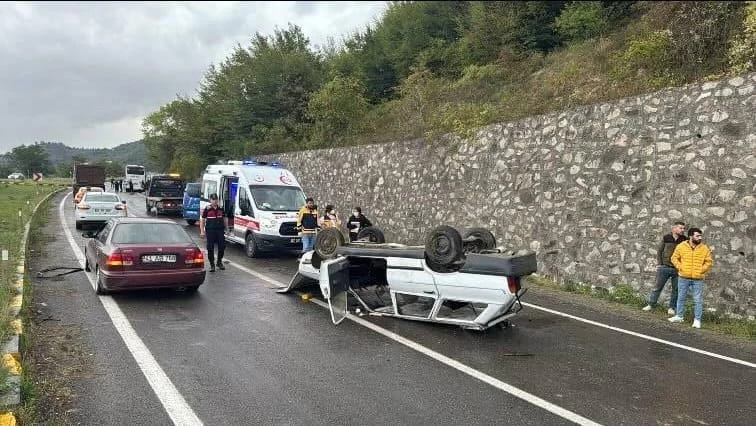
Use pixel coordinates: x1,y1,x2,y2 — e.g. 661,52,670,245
200,160,307,257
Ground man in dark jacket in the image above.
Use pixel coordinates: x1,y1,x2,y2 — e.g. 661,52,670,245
643,221,687,315
346,207,373,242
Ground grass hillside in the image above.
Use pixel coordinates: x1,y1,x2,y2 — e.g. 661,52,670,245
142,1,756,179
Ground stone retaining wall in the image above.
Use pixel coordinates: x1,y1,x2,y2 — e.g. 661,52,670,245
262,72,756,318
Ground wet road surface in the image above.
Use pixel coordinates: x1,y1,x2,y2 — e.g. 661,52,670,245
29,190,756,425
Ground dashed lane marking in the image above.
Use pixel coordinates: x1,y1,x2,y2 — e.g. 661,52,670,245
225,259,603,426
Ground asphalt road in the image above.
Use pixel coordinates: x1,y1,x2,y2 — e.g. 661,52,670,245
28,190,756,425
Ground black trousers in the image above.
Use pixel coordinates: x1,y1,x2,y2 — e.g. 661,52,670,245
206,229,226,265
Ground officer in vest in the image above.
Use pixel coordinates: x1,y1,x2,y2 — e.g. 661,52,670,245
200,193,228,272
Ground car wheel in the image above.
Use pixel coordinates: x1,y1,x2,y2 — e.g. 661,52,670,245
424,225,463,267
245,232,258,258
315,228,345,259
186,219,196,226
181,285,200,294
95,267,109,295
75,221,82,230
356,226,385,243
462,227,496,253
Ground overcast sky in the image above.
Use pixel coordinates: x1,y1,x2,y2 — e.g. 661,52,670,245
0,1,388,153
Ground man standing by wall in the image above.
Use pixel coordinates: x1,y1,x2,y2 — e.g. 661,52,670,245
643,221,687,315
668,227,713,329
297,197,319,254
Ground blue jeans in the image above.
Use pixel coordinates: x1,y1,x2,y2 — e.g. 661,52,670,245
301,233,316,253
648,266,678,308
676,278,704,321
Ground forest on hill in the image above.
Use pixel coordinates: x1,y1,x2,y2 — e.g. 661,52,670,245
142,1,756,179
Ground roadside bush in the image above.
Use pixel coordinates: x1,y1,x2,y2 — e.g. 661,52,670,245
555,1,608,42
609,29,677,89
728,1,756,74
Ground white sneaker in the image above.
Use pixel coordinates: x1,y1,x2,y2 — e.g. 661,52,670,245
692,320,701,329
642,305,652,311
667,308,676,315
668,316,684,323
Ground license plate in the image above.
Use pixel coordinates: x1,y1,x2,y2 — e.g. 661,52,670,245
290,238,300,243
142,254,176,263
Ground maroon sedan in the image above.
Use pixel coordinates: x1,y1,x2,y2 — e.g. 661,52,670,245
83,217,206,294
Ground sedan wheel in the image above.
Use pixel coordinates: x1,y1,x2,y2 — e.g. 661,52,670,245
95,267,109,295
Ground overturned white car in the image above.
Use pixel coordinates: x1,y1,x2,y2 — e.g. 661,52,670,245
277,225,537,331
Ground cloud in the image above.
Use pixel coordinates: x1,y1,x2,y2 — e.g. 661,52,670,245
0,1,388,152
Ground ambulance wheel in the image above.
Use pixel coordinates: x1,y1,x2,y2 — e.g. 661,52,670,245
186,219,196,226
356,226,385,243
424,225,463,267
245,233,259,258
315,228,345,259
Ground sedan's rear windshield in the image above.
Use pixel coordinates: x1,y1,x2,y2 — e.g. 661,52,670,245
111,223,193,244
84,194,120,203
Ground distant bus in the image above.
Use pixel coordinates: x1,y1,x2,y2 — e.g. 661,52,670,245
124,164,146,192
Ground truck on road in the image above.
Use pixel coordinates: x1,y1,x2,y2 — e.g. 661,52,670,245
145,174,185,215
73,163,106,196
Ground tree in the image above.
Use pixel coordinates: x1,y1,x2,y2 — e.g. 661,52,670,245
307,76,370,144
555,1,609,42
8,144,52,176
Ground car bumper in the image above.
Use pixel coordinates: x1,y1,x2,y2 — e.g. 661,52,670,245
250,233,302,251
77,214,124,223
100,269,206,291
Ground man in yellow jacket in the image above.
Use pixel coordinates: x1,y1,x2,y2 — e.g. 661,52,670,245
668,227,713,329
297,197,319,254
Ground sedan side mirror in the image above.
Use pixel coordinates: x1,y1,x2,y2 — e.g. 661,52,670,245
82,231,97,238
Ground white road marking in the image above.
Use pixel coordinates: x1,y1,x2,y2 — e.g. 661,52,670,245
226,260,602,426
522,303,756,368
58,194,203,426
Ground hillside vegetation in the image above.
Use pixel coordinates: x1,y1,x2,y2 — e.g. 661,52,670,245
143,1,756,179
0,140,147,178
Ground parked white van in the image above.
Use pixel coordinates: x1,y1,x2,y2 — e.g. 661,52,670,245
200,160,307,257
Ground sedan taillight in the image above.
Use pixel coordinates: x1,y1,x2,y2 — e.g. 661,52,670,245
106,250,134,268
77,203,90,210
184,248,205,267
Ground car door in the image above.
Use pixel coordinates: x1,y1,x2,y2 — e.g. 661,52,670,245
319,257,350,325
93,222,113,268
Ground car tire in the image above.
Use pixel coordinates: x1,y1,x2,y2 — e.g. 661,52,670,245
183,285,200,294
95,267,109,295
315,228,345,259
356,226,385,243
424,225,463,267
186,219,196,226
462,227,496,253
245,232,258,258
75,221,82,230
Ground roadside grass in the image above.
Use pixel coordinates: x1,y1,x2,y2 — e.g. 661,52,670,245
0,184,62,416
527,275,756,340
15,195,54,424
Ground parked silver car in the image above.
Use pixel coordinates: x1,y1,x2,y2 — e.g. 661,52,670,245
75,191,127,229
